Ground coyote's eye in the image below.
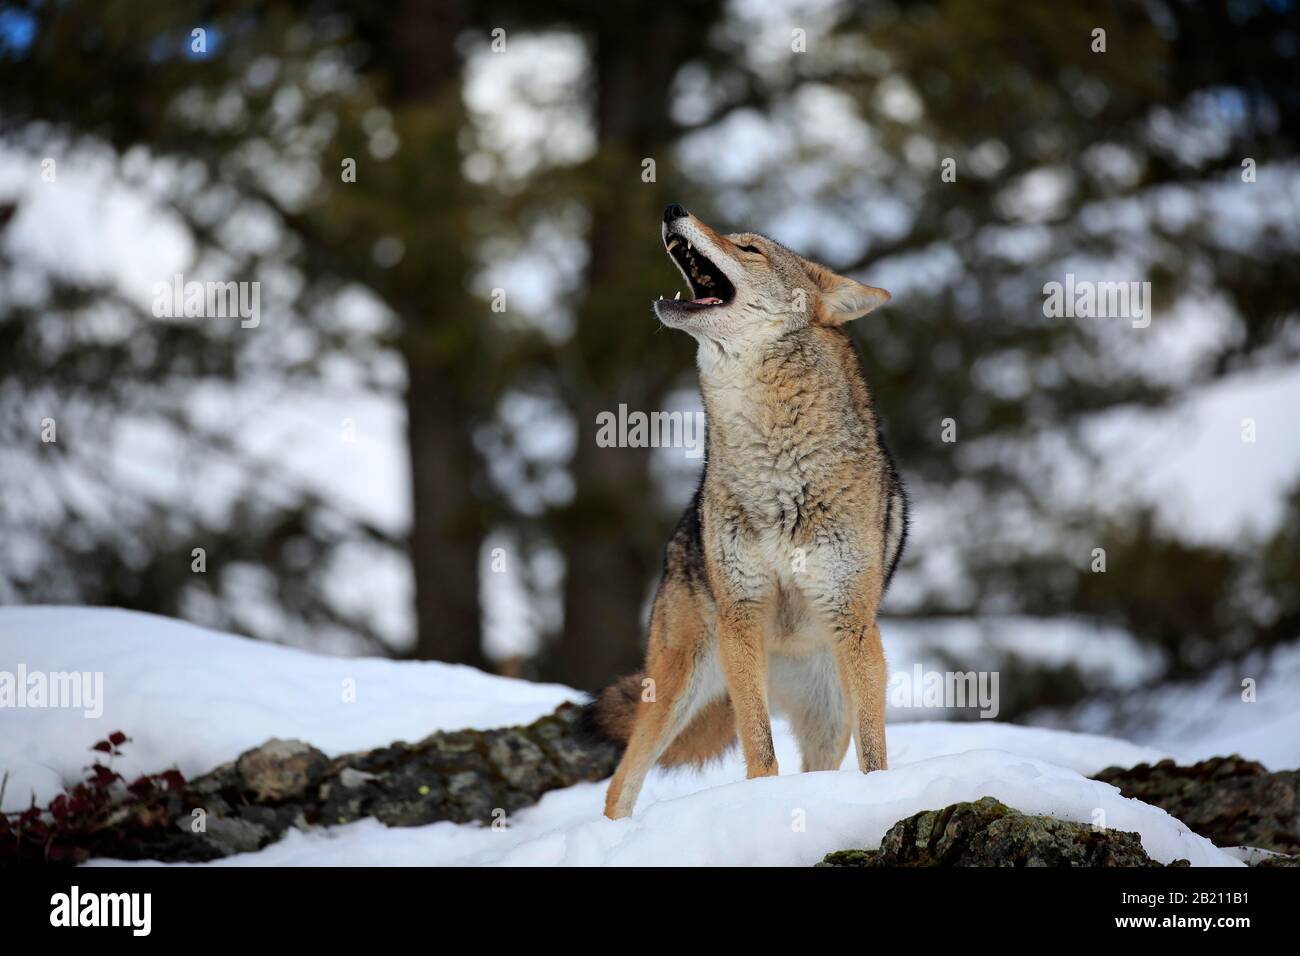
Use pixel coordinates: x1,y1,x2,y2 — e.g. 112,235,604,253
736,244,762,255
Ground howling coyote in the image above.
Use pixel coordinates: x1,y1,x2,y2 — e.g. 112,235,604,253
584,204,908,819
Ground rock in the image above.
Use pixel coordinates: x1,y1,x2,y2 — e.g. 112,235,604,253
820,848,876,867
817,797,1178,867
1093,756,1299,854
486,729,556,791
76,701,621,863
203,816,270,855
337,767,379,789
235,738,331,802
1222,844,1300,866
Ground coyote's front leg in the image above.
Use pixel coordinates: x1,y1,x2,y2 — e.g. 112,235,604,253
829,589,889,773
716,600,778,779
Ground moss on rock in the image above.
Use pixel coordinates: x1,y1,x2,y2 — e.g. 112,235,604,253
817,797,1179,867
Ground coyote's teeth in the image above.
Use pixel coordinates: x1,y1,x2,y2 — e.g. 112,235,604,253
667,238,681,252
674,291,681,299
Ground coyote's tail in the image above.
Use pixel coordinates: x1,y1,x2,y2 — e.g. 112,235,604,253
575,673,643,747
576,672,736,769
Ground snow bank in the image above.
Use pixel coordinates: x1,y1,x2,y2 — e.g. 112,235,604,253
122,723,1234,868
0,606,578,812
0,607,1243,866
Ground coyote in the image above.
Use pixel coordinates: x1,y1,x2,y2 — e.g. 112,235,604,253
585,204,908,819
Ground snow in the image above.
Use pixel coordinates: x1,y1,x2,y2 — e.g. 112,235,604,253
1078,362,1300,546
885,617,1300,771
1,606,1258,866
137,746,1228,867
1065,640,1300,771
881,616,1163,722
0,606,579,812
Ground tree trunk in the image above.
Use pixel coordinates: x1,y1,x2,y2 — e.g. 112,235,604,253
406,363,487,669
391,0,487,667
551,413,656,690
546,7,716,690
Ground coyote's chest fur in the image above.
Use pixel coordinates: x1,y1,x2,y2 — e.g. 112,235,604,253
705,369,871,537
699,328,890,560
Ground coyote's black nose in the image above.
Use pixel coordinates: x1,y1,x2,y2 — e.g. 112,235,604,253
663,203,687,224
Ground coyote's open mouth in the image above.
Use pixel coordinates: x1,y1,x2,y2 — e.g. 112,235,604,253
660,225,736,309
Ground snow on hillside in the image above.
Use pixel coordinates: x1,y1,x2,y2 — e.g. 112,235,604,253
0,606,579,812
0,606,1256,866
1063,640,1300,771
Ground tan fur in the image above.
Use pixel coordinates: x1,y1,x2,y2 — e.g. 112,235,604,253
601,208,907,819
658,695,736,768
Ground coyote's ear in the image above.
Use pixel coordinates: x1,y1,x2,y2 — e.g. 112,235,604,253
804,260,890,325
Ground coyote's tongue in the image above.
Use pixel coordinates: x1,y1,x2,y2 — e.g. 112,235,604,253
693,297,723,305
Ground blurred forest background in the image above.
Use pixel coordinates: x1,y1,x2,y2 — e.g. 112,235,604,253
1,0,1298,737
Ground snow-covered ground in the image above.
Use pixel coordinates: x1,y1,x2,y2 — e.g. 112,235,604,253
122,745,1228,867
0,607,580,811
4,607,1283,866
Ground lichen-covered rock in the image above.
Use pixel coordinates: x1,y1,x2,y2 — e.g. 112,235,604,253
203,816,271,855
81,702,622,863
236,738,330,802
1225,845,1300,866
820,848,876,867
817,797,1179,867
1093,756,1299,854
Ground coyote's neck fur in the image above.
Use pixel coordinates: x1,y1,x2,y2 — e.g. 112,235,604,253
698,324,881,536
